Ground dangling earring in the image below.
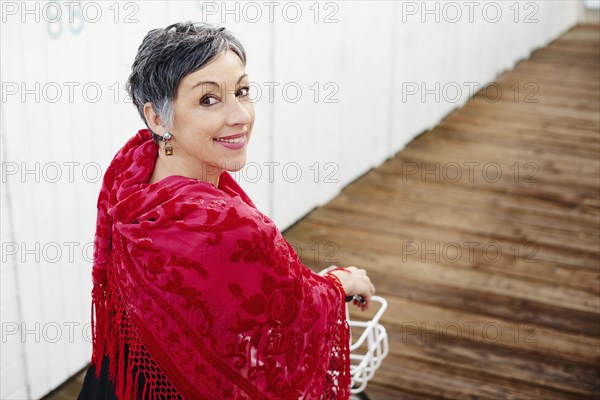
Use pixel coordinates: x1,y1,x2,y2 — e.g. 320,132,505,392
163,132,174,156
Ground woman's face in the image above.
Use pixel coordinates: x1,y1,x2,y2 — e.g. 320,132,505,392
170,49,255,182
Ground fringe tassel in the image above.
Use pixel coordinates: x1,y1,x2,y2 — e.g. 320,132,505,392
91,284,109,378
91,278,159,400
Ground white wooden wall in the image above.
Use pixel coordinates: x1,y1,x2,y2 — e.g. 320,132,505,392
0,1,584,398
586,0,600,9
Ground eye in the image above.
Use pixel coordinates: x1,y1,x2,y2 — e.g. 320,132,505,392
200,95,219,106
237,86,250,98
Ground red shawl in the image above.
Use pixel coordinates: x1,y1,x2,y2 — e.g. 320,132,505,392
91,129,350,399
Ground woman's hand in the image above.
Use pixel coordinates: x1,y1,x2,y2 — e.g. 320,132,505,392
328,266,376,311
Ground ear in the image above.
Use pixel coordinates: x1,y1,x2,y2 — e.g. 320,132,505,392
143,102,166,134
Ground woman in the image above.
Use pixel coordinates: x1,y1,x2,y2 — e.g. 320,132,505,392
79,22,375,399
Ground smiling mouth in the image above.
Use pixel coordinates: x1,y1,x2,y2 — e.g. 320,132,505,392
214,136,245,144
213,132,247,150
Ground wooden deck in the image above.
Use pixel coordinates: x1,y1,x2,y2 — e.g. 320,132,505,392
283,23,600,399
44,23,599,400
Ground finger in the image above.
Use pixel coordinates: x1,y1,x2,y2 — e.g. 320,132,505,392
352,294,367,308
361,296,371,311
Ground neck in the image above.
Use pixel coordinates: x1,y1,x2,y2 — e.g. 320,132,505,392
150,151,222,188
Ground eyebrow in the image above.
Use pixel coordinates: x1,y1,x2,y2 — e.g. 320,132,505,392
192,74,248,89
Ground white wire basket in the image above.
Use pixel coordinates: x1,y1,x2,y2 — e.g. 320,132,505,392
319,266,389,395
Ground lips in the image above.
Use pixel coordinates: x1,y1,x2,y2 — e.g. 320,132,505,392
215,132,247,141
214,132,247,150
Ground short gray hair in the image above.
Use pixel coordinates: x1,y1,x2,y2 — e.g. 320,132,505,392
126,22,247,143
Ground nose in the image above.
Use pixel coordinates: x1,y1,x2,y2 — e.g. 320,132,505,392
225,95,252,127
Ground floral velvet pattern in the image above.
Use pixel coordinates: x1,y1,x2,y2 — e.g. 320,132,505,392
91,129,350,399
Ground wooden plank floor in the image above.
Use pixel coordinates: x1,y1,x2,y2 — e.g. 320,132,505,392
44,23,599,400
282,22,600,400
